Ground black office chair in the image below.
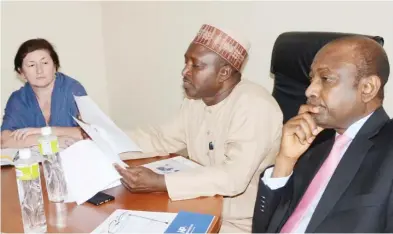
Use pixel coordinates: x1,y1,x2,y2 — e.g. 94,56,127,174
270,32,384,145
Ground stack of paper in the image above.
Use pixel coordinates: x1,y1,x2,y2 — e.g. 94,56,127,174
142,156,202,175
60,140,122,205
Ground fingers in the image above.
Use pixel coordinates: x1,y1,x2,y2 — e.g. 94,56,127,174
11,128,39,141
120,178,151,193
292,105,324,132
58,137,76,149
114,164,138,178
315,126,324,135
11,129,20,140
299,119,313,144
12,129,27,141
285,112,324,145
120,178,133,191
115,165,140,191
289,119,312,145
298,104,320,115
21,130,35,140
113,163,128,176
296,126,323,145
21,131,28,140
64,138,76,147
300,113,318,135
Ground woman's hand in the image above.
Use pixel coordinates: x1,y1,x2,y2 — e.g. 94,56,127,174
10,128,41,141
58,136,77,149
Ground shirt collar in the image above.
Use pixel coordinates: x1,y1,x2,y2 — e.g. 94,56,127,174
338,112,374,139
203,79,245,112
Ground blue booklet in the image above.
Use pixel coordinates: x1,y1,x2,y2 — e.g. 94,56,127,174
164,211,215,233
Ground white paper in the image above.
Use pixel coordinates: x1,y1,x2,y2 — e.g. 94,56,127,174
91,209,177,234
142,156,202,175
60,140,122,205
74,95,141,154
1,148,18,165
102,180,122,191
73,117,128,168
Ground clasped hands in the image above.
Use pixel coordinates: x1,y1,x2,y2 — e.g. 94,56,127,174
11,127,42,140
10,127,85,148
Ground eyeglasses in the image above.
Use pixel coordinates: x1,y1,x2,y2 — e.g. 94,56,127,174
107,211,169,234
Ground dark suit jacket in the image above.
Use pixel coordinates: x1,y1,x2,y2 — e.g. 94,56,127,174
252,107,393,233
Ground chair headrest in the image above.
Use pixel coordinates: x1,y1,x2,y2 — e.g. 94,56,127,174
270,31,384,83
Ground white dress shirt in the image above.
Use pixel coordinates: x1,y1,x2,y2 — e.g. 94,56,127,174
262,112,373,233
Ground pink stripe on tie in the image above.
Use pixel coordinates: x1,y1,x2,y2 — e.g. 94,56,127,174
280,134,351,233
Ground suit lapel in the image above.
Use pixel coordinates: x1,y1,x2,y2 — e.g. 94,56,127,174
305,136,372,232
292,139,334,208
274,139,334,232
305,107,389,232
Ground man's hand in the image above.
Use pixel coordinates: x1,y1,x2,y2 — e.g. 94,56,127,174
273,105,324,177
11,128,41,140
113,164,167,193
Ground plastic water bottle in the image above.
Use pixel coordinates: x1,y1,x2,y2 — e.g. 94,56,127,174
38,127,68,202
15,148,47,233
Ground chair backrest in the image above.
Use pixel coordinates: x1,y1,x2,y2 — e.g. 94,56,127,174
270,32,384,144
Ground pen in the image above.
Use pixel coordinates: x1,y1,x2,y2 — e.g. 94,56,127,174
209,142,214,150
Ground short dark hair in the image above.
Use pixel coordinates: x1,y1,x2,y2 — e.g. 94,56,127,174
14,38,60,74
329,36,390,100
355,39,390,100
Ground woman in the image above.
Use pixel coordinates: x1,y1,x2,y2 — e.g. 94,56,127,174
1,38,87,149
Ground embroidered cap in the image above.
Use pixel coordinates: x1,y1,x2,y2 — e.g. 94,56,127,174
192,24,251,72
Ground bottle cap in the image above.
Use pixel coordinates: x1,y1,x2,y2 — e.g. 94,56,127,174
41,126,52,136
19,148,31,159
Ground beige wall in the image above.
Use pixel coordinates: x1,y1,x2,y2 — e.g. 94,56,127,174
102,1,393,130
1,2,393,129
0,1,109,124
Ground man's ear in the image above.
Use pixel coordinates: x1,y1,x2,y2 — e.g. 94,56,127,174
360,75,381,102
218,64,233,83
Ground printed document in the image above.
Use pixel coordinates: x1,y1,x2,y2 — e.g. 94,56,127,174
74,95,141,154
91,209,177,233
60,140,122,205
142,156,202,175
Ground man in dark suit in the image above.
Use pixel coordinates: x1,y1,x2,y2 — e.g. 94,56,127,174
252,35,392,233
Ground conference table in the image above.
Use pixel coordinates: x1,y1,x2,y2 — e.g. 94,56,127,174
1,155,223,233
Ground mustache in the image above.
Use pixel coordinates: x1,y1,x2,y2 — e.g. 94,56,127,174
306,99,323,107
183,77,192,83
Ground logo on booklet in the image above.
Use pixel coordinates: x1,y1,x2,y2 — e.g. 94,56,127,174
177,226,188,233
164,211,214,234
